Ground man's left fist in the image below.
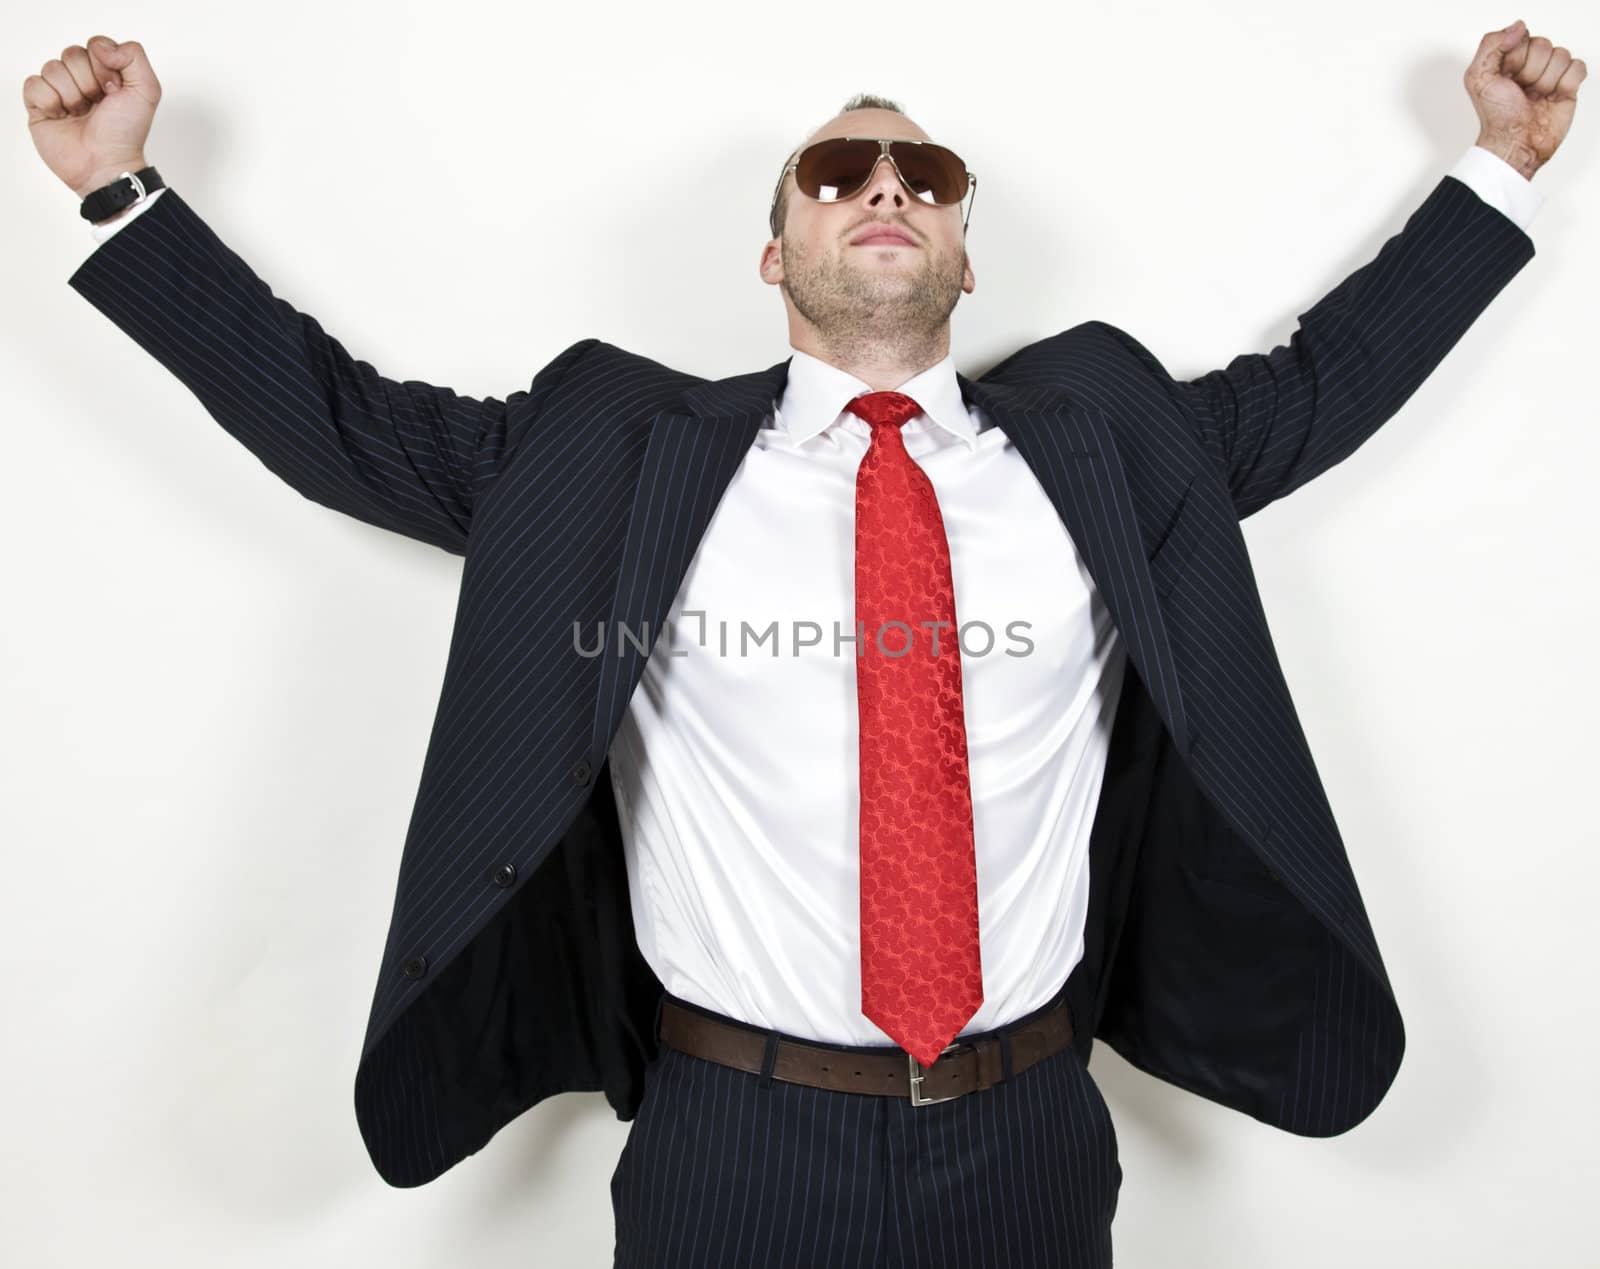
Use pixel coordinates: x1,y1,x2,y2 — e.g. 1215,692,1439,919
1465,19,1586,179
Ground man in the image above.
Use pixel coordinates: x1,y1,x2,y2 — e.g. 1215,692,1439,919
27,21,1585,1267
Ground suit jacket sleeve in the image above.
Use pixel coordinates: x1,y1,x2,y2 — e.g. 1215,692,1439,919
67,186,596,555
1112,171,1538,521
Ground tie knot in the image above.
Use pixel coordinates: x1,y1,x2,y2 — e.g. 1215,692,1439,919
844,390,923,435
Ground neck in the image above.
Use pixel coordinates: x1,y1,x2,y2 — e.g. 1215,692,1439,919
787,327,950,393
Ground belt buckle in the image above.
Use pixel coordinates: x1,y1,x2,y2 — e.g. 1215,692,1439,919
908,1042,964,1106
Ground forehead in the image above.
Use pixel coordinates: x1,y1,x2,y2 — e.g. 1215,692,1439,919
803,109,931,148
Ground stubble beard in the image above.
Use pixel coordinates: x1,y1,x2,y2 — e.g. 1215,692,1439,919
779,233,966,369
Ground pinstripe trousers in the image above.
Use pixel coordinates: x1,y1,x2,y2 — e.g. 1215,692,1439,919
610,983,1121,1268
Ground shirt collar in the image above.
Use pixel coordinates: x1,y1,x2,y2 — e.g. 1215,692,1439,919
773,348,979,451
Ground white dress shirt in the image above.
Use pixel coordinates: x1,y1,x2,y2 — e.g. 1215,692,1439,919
606,345,1130,1044
83,146,1543,1047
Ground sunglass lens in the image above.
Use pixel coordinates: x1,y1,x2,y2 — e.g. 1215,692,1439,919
796,139,883,202
890,142,968,204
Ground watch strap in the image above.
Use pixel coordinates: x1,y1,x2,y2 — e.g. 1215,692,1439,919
79,165,165,224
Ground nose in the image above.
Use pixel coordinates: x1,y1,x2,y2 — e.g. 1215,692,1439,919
860,152,911,209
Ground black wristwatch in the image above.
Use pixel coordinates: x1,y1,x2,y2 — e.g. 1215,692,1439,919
79,165,165,224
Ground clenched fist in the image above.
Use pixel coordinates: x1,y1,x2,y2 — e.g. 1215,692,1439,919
1466,20,1587,179
23,36,161,200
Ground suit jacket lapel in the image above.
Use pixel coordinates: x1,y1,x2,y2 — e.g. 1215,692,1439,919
592,355,1192,764
956,372,1191,758
592,357,792,754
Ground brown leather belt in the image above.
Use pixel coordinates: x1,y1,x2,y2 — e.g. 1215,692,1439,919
657,995,1075,1105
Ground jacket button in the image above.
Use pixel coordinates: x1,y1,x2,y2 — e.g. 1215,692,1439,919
572,758,592,786
491,861,517,888
401,955,428,979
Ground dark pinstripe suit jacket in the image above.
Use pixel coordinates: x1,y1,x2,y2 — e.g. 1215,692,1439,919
68,173,1534,1187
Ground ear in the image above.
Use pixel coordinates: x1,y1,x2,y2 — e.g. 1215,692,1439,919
760,238,784,285
962,254,975,294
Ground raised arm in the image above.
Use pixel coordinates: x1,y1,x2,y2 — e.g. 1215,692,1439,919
28,36,595,555
1141,22,1583,520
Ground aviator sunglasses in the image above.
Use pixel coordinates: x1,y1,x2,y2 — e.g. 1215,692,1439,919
768,136,977,238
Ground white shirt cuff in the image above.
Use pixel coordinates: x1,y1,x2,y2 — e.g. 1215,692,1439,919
1446,144,1544,233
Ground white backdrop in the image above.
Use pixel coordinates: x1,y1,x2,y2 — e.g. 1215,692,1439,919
4,0,1596,1265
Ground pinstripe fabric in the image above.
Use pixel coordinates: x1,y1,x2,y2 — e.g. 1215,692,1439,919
612,986,1119,1268
66,170,1535,1188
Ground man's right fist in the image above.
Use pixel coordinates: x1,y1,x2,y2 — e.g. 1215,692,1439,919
23,36,160,200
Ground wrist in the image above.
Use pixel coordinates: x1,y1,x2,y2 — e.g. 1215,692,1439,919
1474,134,1539,181
73,157,149,203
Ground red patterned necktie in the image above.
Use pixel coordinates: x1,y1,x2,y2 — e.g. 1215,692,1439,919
846,389,983,1069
